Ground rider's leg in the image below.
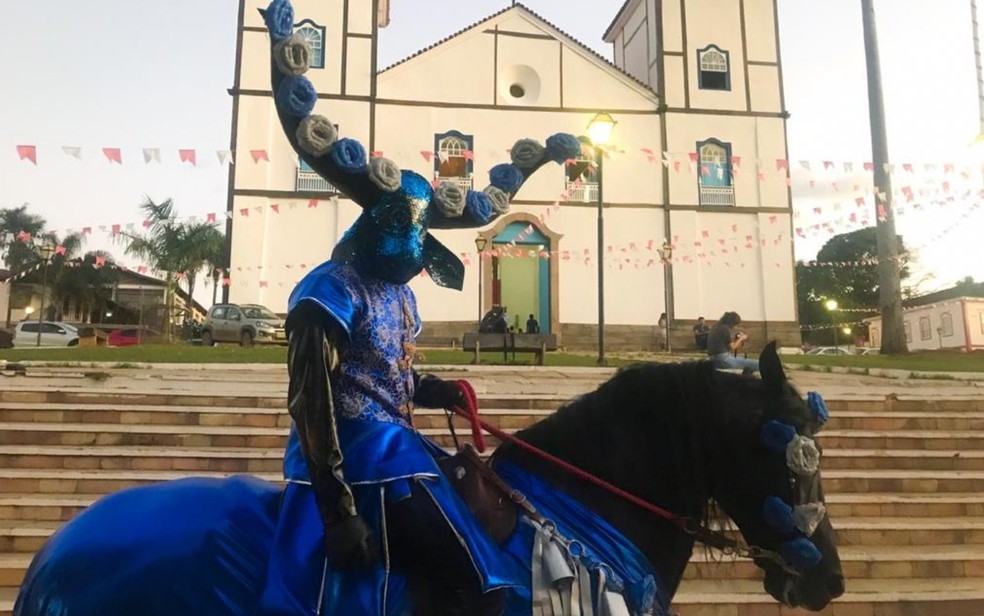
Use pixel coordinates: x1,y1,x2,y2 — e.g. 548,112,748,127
385,480,505,616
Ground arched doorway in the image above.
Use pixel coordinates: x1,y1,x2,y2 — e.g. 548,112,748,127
491,222,551,334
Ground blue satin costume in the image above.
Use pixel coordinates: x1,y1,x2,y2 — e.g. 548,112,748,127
258,260,526,615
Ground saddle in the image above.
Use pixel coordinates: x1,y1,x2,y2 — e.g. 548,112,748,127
438,444,535,544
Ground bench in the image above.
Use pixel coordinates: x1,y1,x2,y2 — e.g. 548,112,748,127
461,332,559,366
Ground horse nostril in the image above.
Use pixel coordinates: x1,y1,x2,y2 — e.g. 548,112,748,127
827,574,845,597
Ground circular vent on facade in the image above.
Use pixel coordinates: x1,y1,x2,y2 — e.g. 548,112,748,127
499,65,541,104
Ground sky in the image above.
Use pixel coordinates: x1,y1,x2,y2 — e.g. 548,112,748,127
1,0,982,297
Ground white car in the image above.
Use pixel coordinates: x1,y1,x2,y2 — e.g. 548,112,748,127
804,346,853,356
12,321,80,348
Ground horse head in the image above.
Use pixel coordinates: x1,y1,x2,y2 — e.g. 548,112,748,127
706,342,844,610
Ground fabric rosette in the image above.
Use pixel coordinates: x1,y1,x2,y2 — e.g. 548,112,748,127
483,186,510,216
545,133,582,164
260,0,294,41
786,436,821,476
275,76,318,119
296,115,337,157
465,190,494,224
274,33,311,76
489,164,524,193
510,139,545,169
434,182,466,217
330,138,367,174
368,157,402,192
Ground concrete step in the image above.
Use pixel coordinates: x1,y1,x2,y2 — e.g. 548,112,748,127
673,578,984,616
0,422,290,449
827,493,984,517
683,545,984,581
830,411,984,432
820,430,984,451
0,469,282,497
0,445,283,473
0,522,61,553
823,470,984,494
822,449,984,472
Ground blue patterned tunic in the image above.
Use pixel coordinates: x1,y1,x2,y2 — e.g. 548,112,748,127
289,261,421,428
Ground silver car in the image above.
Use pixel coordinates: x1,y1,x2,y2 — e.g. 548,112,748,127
12,321,80,348
201,304,286,347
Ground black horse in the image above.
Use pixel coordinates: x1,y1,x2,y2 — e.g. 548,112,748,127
14,343,842,614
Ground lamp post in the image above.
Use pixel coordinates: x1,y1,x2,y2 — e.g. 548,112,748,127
35,237,56,347
588,112,616,365
656,239,673,353
475,236,488,327
825,299,839,351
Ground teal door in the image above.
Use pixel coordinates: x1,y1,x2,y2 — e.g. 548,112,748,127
493,223,550,334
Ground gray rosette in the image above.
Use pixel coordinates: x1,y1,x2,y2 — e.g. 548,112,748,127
274,33,312,76
793,502,826,537
434,181,466,217
368,157,402,192
510,139,545,169
483,186,510,216
786,435,821,476
296,115,337,157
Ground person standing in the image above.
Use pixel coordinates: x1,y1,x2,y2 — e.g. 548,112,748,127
656,312,668,351
706,312,759,373
692,317,709,350
525,314,540,334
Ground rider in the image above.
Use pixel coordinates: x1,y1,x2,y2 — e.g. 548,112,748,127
256,2,583,613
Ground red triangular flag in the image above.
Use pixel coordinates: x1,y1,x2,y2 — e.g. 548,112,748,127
206,212,217,222
55,245,67,255
111,224,121,234
102,148,122,164
250,150,269,163
82,227,92,235
462,150,474,161
16,145,37,165
240,208,250,217
222,278,232,287
420,150,433,163
179,149,197,166
270,204,280,213
371,151,383,158
308,199,318,208
776,159,788,171
259,280,269,288
95,256,106,267
142,219,153,228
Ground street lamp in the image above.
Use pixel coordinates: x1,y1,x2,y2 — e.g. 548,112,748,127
35,237,56,347
588,112,616,365
657,239,674,352
475,236,488,327
825,299,839,351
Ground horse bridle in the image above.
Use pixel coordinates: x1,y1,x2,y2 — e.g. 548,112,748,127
447,381,812,577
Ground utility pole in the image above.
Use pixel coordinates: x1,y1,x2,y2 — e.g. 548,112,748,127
861,0,907,354
972,0,984,138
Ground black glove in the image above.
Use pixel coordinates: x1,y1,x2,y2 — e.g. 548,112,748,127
413,373,466,409
324,514,377,570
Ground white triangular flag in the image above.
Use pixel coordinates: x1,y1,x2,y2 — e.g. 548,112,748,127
143,148,161,164
62,146,83,160
437,151,450,163
217,150,233,165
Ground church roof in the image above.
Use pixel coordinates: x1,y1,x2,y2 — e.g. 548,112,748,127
379,3,657,98
602,0,642,43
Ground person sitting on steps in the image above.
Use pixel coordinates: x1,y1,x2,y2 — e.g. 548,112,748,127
706,311,759,374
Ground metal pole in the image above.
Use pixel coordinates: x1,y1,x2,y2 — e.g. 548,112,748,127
664,260,672,353
973,0,984,134
477,256,483,327
861,0,906,354
596,148,605,365
832,319,839,351
36,260,48,347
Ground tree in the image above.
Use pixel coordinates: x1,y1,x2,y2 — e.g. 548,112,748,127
0,205,46,272
117,198,223,339
796,227,910,345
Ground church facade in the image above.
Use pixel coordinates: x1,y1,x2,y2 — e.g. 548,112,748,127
225,0,799,349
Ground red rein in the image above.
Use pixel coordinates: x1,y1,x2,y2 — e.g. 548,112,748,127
449,380,688,530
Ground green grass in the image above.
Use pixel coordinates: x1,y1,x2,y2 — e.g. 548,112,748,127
0,344,637,367
783,351,984,374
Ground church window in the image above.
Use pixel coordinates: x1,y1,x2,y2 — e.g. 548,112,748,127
434,131,474,180
697,45,730,91
296,21,326,69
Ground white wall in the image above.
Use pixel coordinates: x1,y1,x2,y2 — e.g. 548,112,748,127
868,299,984,352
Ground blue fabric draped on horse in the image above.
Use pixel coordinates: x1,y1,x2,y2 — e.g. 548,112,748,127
14,436,666,616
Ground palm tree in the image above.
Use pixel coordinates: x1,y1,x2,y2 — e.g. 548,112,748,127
54,251,117,323
175,221,224,321
116,198,224,340
0,205,47,272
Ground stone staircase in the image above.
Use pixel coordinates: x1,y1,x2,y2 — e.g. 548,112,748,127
0,388,983,616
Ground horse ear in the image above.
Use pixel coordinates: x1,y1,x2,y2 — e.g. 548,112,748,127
759,341,786,394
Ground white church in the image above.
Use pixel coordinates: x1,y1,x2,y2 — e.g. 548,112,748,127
225,0,799,349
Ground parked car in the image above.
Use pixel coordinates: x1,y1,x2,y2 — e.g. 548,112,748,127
201,304,286,347
804,346,853,356
108,329,141,347
855,347,880,356
12,321,80,348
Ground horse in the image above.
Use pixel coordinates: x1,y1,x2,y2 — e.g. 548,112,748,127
14,343,843,615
